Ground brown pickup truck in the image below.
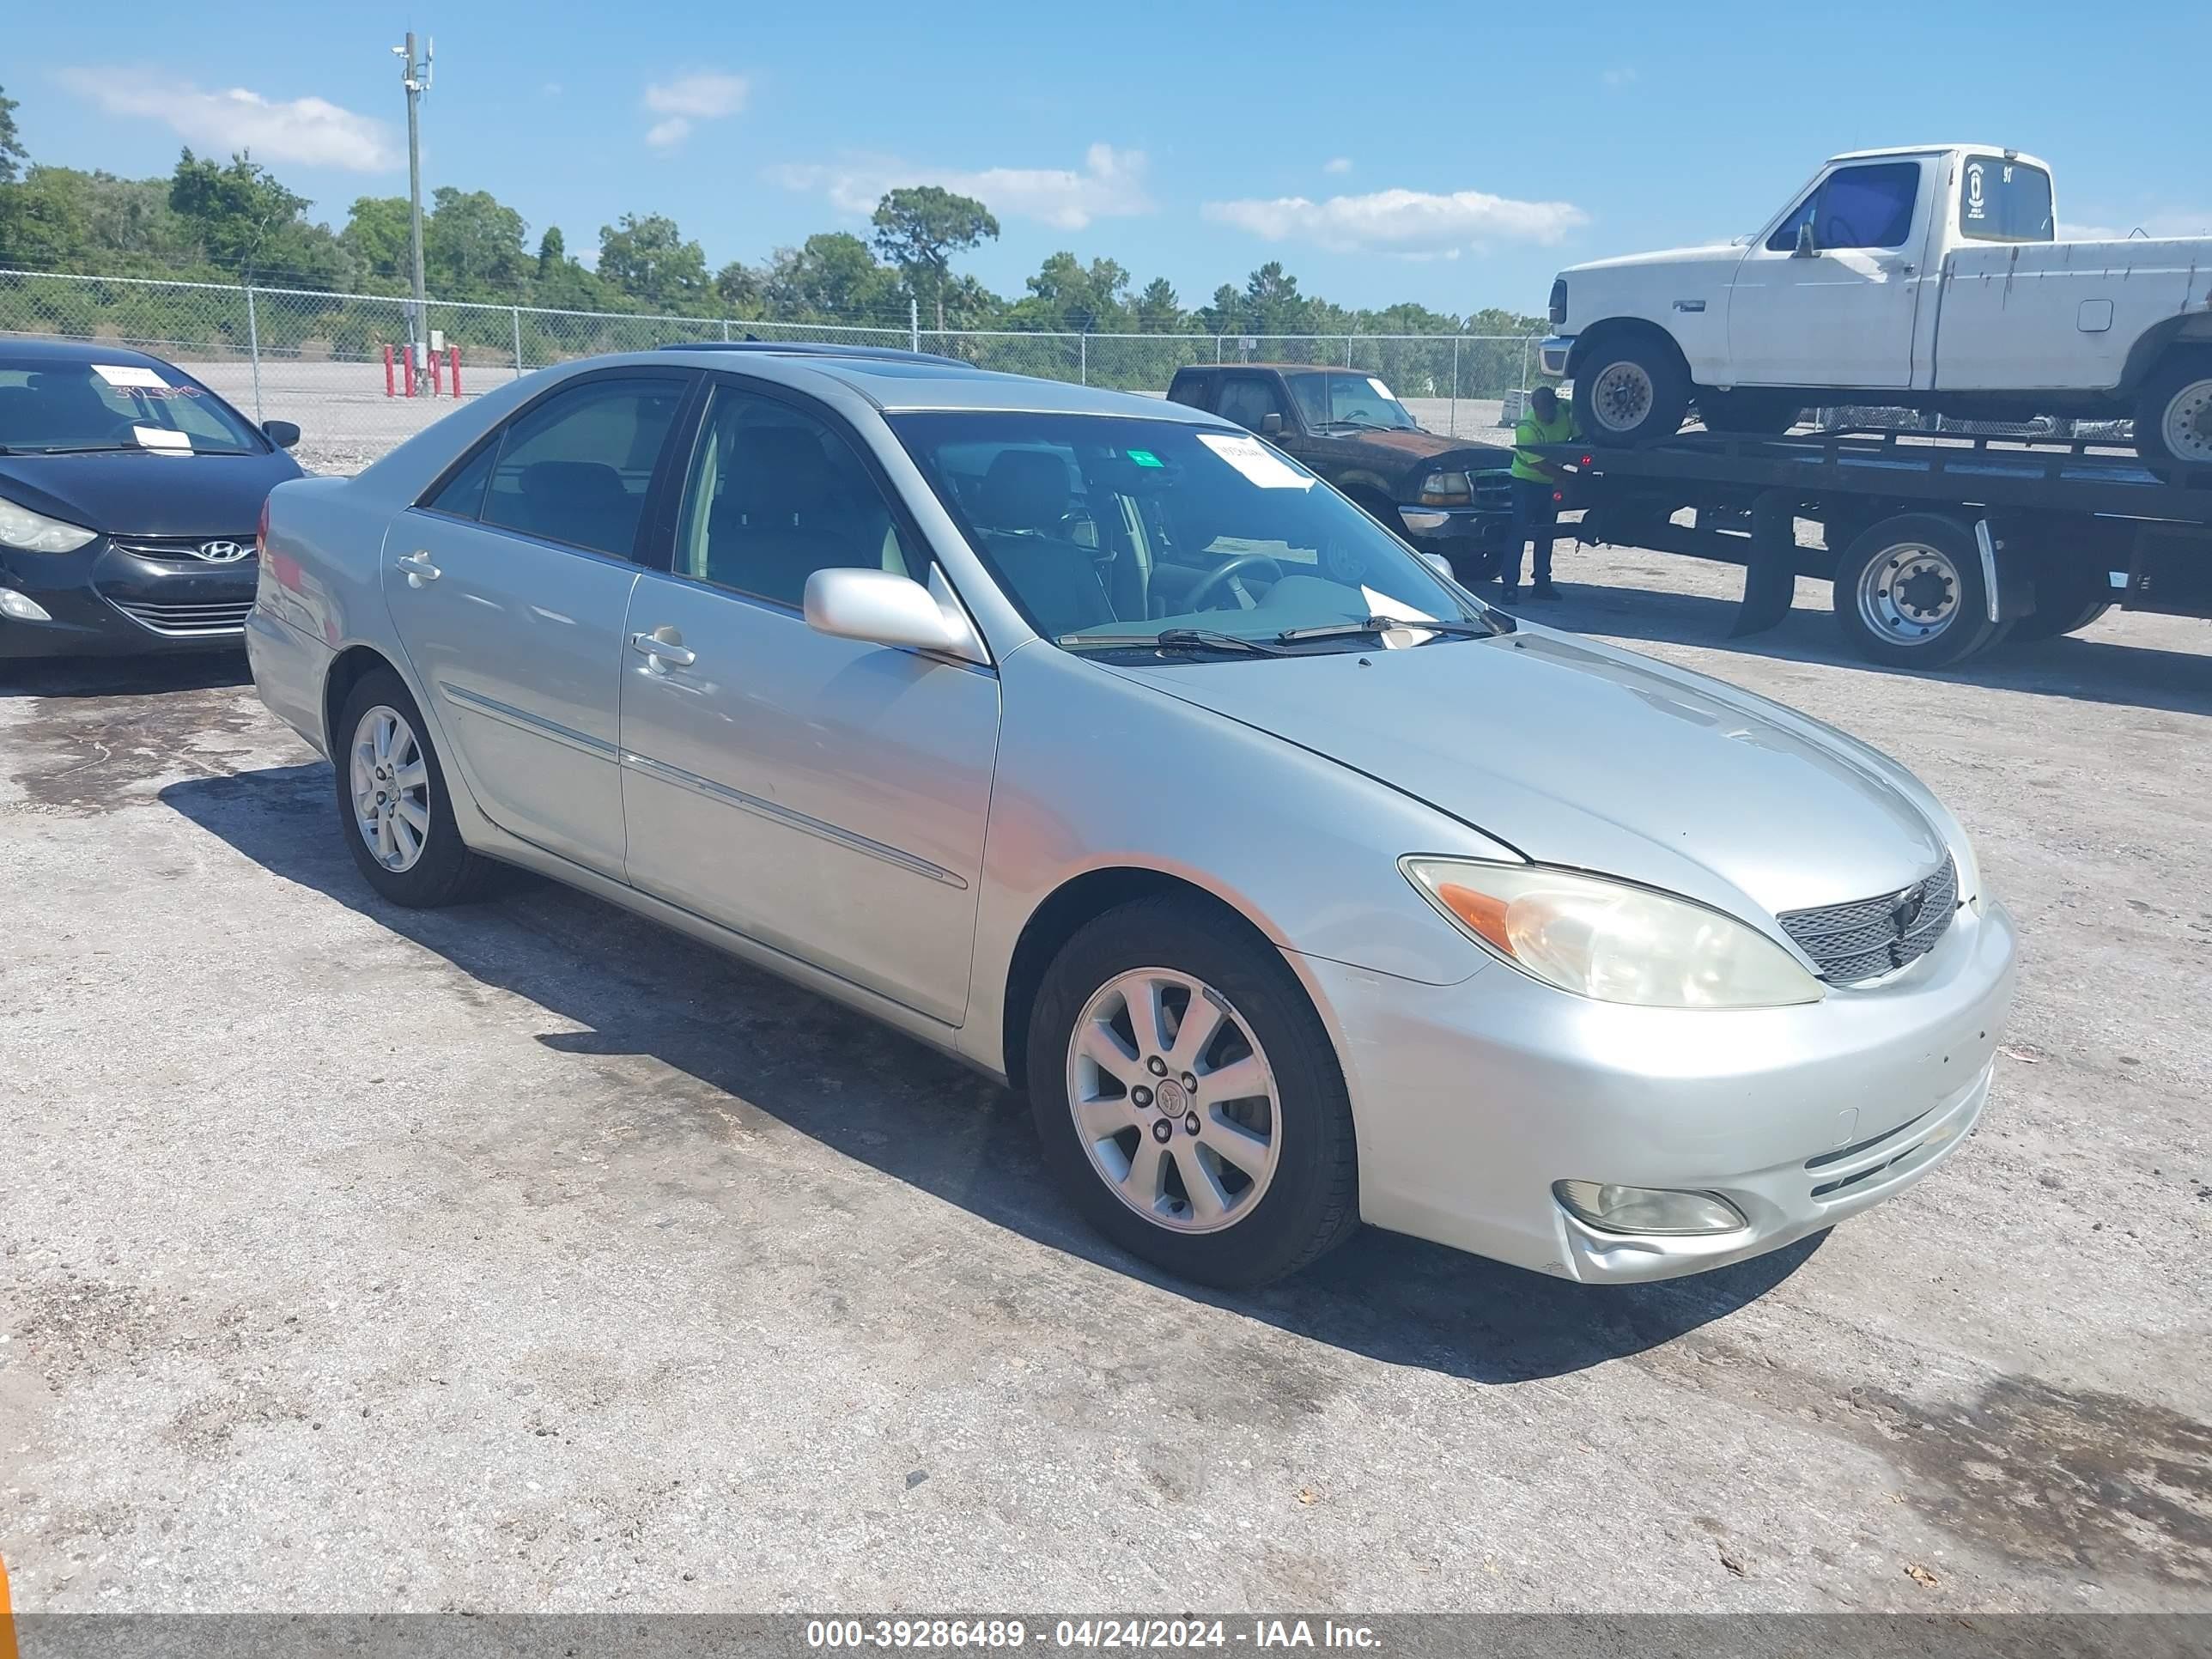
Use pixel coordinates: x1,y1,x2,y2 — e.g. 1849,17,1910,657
1165,363,1516,580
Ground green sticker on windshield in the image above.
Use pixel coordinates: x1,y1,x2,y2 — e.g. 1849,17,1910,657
1127,449,1163,467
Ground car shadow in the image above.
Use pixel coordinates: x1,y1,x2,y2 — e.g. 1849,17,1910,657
1526,578,2212,718
159,760,1824,1386
0,649,252,702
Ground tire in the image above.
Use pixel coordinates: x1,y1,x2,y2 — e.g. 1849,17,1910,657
1025,896,1360,1289
1698,389,1803,436
334,666,491,907
2008,560,2115,642
2133,349,2212,477
1833,513,2002,669
1444,544,1504,585
1571,332,1690,445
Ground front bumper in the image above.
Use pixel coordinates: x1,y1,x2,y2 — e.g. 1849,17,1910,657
1,537,259,659
1301,896,2018,1283
1397,502,1510,545
1539,336,1574,379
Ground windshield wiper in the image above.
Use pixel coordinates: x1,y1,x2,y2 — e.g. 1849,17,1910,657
23,443,167,457
1275,615,1504,643
1059,626,1293,657
1313,417,1404,433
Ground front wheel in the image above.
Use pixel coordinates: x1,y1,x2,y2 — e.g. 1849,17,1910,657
2134,350,2212,477
1026,896,1359,1289
1832,514,2003,669
1571,334,1690,445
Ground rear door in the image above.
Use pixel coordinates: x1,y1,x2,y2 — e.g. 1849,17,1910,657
616,377,1000,1024
382,368,691,878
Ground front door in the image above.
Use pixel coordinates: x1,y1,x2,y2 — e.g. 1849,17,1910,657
617,380,1000,1025
381,370,689,877
1726,160,1929,391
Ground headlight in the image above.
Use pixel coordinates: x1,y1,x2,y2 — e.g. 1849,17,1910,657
0,496,98,554
1548,276,1568,327
1401,857,1825,1009
1417,469,1472,507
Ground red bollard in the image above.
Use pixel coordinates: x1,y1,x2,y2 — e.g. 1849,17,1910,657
404,348,416,398
449,345,462,398
383,343,396,398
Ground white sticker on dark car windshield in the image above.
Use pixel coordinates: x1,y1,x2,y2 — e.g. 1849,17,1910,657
95,363,171,389
132,425,191,453
1197,432,1313,490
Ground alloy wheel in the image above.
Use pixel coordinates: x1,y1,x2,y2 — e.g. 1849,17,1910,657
1856,543,1962,644
350,704,432,872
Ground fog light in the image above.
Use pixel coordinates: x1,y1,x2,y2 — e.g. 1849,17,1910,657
0,589,52,623
1553,1180,1746,1237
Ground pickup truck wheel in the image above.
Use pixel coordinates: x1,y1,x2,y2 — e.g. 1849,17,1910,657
1698,390,1803,436
1834,514,2001,669
1572,337,1689,445
2134,350,2212,477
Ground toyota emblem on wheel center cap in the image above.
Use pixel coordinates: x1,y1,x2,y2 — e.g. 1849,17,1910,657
1154,1078,1189,1115
193,540,250,562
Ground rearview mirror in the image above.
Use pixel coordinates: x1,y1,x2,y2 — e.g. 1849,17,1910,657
804,566,988,664
1793,222,1820,258
264,419,301,449
1260,412,1285,436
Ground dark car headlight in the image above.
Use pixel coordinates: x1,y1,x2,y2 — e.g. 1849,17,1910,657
0,495,99,554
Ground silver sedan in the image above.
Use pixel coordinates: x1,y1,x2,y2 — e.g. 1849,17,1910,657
246,345,2017,1288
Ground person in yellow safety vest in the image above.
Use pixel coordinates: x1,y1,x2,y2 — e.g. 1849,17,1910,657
1504,385,1577,601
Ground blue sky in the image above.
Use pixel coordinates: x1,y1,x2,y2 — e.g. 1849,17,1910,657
9,0,2206,319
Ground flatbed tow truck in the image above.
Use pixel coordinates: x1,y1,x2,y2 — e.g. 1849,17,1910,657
1529,429,2212,668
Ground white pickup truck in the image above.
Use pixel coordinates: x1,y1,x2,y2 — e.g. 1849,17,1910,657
1540,145,2212,469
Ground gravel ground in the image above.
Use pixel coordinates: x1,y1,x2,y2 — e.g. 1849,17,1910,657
2,545,2209,1614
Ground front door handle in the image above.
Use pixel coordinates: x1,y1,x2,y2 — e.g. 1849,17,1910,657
629,629,696,670
395,550,441,586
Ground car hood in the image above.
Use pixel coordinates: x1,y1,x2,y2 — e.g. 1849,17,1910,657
1106,626,1949,924
1565,241,1747,275
0,448,303,538
1353,429,1512,469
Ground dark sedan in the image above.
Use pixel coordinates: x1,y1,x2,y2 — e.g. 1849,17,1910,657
0,339,305,659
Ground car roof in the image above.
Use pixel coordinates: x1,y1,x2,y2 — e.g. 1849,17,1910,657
1173,363,1357,375
0,337,172,368
1828,143,2025,161
647,345,1220,421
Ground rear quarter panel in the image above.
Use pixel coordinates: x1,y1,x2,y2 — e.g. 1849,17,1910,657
1936,238,2212,392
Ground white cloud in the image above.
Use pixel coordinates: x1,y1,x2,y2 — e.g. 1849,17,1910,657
55,66,396,171
641,71,748,149
1203,185,1589,254
2063,210,2211,241
1323,156,1353,175
1601,66,1638,88
773,143,1153,230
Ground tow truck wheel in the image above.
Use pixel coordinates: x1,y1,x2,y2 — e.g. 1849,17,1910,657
2009,560,2116,642
1833,514,2002,669
2134,349,2212,478
1571,335,1689,446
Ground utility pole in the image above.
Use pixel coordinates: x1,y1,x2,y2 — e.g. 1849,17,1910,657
392,33,434,372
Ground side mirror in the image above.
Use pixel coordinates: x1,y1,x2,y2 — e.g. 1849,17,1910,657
264,419,301,449
803,566,987,664
1418,551,1455,581
1260,411,1285,436
1793,222,1820,258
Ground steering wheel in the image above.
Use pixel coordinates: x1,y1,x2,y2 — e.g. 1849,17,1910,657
1184,553,1283,611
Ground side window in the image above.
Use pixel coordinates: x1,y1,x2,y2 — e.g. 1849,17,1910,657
1166,374,1212,410
424,437,498,520
673,384,916,609
1287,374,1329,426
479,375,683,557
1769,163,1921,253
1216,376,1286,433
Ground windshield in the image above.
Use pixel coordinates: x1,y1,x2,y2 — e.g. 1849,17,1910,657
1288,372,1421,431
0,357,268,455
1959,155,2054,243
888,411,1490,657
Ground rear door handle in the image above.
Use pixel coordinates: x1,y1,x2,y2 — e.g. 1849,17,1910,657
629,629,696,670
395,550,441,585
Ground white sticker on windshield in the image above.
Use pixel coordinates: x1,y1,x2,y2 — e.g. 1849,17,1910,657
132,425,191,453
95,363,170,389
1365,377,1396,401
1196,431,1314,490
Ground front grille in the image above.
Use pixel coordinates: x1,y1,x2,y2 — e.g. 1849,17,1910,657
109,536,258,565
109,597,255,636
1778,857,1959,982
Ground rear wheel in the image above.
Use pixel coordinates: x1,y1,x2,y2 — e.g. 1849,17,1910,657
1571,334,1690,446
1698,389,1803,436
2009,559,2115,642
1833,514,2002,668
1026,896,1359,1289
2134,350,2212,477
335,667,491,907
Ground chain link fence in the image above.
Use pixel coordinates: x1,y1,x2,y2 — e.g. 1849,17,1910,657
0,268,1546,474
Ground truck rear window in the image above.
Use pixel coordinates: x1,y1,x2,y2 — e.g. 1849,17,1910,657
1960,155,2053,242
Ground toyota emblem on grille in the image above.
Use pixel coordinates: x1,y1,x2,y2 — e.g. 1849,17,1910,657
1891,883,1927,933
193,539,250,562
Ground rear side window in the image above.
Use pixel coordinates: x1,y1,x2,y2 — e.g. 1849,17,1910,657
1767,161,1921,252
424,439,497,520
479,375,684,558
1959,155,2054,242
1166,373,1212,409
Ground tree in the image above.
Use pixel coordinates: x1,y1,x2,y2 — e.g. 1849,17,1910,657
425,185,530,300
764,232,896,320
1134,276,1182,333
343,197,412,286
871,185,998,331
535,226,565,277
167,149,350,287
0,167,84,271
1018,251,1129,332
0,84,27,185
713,258,763,313
598,212,710,312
